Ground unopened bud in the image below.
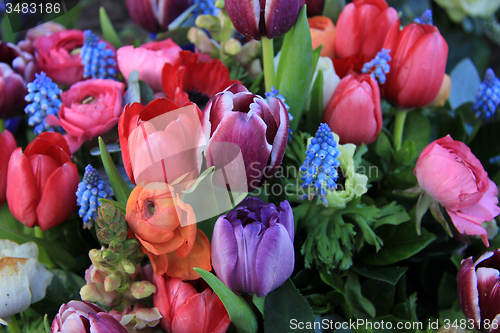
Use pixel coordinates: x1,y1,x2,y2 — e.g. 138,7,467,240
215,0,225,9
130,281,157,299
119,259,136,275
80,284,104,303
104,272,122,292
223,38,242,56
102,248,118,262
109,240,123,253
248,58,263,79
195,15,221,33
235,40,261,65
188,27,219,58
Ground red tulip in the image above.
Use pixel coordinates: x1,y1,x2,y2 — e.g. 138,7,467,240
6,132,79,230
323,74,382,145
152,274,230,333
0,130,17,207
381,22,449,109
334,0,399,63
125,0,193,33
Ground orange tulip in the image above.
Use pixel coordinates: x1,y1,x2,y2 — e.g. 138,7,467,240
308,16,336,59
126,183,211,280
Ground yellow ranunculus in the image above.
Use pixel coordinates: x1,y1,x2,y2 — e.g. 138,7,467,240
434,0,500,22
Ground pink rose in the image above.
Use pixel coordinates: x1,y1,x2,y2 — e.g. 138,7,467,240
35,30,84,86
414,135,500,245
117,39,181,92
48,79,125,153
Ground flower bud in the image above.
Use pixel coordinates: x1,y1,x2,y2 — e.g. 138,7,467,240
130,281,157,299
223,38,242,56
119,259,136,275
195,15,221,33
104,271,122,292
234,40,261,66
187,27,219,58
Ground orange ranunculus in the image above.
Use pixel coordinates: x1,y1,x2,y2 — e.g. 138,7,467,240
125,183,211,280
308,16,336,59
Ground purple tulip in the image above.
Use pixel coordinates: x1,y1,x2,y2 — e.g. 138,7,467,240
51,301,128,333
201,84,289,193
225,0,306,40
125,0,193,33
457,249,500,332
211,197,294,297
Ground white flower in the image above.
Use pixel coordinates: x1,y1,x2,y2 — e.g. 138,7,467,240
434,0,500,22
312,57,341,109
0,240,53,324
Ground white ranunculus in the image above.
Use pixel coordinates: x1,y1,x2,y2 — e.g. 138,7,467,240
0,240,53,324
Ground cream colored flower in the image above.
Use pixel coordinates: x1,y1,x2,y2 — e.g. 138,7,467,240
434,0,500,22
0,240,53,324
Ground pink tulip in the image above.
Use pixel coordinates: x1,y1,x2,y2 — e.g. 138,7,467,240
46,79,125,154
323,74,382,145
382,21,449,109
125,0,193,33
0,130,17,207
6,132,79,231
117,39,181,92
414,135,500,245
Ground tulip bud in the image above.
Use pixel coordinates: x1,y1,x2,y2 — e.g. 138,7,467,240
130,281,157,299
225,0,306,40
223,38,242,56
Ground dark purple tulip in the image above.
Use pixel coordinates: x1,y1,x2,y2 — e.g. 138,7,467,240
457,249,500,333
201,83,289,193
225,0,306,40
211,197,294,297
0,42,36,119
125,0,193,33
51,301,128,333
306,0,324,16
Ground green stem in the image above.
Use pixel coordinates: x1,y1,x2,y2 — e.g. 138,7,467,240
9,315,21,333
261,37,276,92
0,119,5,133
393,109,407,152
34,226,45,239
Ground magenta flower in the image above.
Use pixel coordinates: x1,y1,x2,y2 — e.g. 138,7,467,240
201,84,289,193
51,301,128,333
211,197,294,297
457,249,500,332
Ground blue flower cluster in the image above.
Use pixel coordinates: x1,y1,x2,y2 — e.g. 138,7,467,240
472,68,500,120
76,165,113,228
414,9,433,25
193,0,220,17
80,30,118,80
266,86,293,140
24,72,64,135
362,49,391,84
299,123,341,207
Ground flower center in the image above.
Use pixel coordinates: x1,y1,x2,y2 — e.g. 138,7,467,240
81,96,95,104
144,200,155,218
187,90,210,110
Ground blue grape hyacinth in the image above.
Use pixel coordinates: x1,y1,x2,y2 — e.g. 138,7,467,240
362,48,391,84
193,0,220,17
24,72,64,135
472,68,500,120
299,123,341,207
80,30,118,80
76,165,113,228
414,9,433,25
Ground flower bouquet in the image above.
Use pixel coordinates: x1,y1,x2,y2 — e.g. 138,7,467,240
1,0,500,332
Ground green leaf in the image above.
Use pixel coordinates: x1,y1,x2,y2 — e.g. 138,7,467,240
264,279,315,333
393,140,416,166
168,4,197,30
124,70,140,105
252,294,266,318
344,273,376,319
99,7,122,48
307,69,324,135
351,264,408,285
194,268,258,333
415,192,432,235
98,198,126,214
98,137,133,206
156,27,191,47
139,80,155,105
374,131,394,161
449,58,481,110
361,222,436,266
276,5,314,131
373,202,410,229
319,269,352,319
322,0,346,23
361,279,395,316
402,111,431,155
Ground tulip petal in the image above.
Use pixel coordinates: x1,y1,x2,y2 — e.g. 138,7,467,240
36,162,79,231
0,130,17,206
457,257,481,323
118,102,144,184
278,201,294,241
58,312,90,332
89,312,128,333
166,229,211,280
225,0,261,40
6,148,38,227
211,217,238,289
476,267,500,323
255,224,294,297
0,257,31,319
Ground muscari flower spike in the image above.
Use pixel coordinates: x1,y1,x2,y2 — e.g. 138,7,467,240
76,165,113,228
472,68,500,120
299,123,341,207
266,86,293,140
193,0,220,17
414,9,433,25
24,72,64,135
80,30,118,79
362,48,391,84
